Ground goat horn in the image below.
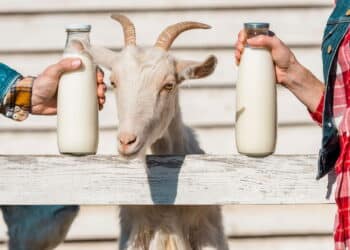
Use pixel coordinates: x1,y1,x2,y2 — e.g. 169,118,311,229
155,22,211,51
111,14,136,46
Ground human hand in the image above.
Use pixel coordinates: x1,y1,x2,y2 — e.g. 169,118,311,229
235,29,324,112
235,30,297,88
31,58,106,115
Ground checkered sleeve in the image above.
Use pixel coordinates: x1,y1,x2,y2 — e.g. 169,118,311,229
309,93,324,126
0,77,34,121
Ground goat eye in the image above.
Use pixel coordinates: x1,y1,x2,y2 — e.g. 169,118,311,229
162,83,174,92
111,81,117,88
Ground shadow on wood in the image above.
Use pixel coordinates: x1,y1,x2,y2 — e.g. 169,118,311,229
146,155,185,204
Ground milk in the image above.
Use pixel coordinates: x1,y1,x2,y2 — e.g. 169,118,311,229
57,52,99,155
235,46,277,157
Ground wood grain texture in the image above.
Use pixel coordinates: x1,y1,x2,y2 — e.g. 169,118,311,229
0,204,336,241
0,155,333,205
0,47,324,87
0,0,332,13
0,8,330,52
0,126,321,155
0,235,334,250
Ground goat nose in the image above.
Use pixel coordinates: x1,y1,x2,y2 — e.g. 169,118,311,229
118,132,137,146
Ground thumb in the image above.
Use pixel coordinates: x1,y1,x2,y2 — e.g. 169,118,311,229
247,35,276,50
44,58,82,78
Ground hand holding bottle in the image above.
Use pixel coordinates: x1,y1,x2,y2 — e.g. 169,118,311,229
31,58,106,115
235,29,297,88
234,28,324,113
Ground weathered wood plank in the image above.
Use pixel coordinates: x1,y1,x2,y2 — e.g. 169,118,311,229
0,235,334,250
0,125,321,155
0,155,332,205
0,8,330,52
0,0,332,13
0,47,324,86
52,236,333,250
0,204,336,241
64,205,335,240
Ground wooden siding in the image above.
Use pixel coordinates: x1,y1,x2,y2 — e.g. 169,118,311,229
0,205,336,250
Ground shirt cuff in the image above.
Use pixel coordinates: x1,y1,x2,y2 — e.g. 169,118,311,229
309,94,324,126
0,63,22,102
1,76,34,121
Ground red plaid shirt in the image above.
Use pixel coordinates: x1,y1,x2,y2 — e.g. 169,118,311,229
311,28,350,249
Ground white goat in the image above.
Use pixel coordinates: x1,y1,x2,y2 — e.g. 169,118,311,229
80,14,228,250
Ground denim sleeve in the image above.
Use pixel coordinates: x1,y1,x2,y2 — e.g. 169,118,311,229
0,63,22,103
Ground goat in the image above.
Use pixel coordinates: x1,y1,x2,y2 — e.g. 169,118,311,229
79,14,229,250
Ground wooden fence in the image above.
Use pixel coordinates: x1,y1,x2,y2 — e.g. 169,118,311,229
0,154,335,250
0,154,333,205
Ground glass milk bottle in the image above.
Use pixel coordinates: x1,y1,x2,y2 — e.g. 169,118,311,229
57,24,99,155
235,23,277,157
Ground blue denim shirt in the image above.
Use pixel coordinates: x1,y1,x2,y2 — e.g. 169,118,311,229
318,0,350,179
0,63,21,102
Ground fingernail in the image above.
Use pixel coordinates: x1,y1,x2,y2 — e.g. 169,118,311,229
72,59,81,68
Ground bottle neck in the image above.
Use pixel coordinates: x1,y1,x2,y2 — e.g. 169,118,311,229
64,31,90,53
245,28,269,39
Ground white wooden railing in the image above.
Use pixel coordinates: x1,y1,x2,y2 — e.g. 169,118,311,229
0,154,334,205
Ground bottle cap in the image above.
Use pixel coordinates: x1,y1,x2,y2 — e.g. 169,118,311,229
244,23,270,30
65,24,91,32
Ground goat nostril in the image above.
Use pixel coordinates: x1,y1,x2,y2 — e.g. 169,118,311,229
127,137,137,145
118,133,137,146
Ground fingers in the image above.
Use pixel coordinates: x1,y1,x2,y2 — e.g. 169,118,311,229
97,70,106,109
96,66,106,109
96,67,105,85
44,58,82,78
235,30,247,65
97,83,106,99
246,35,278,50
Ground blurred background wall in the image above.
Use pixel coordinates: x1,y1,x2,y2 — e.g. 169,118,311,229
0,0,335,249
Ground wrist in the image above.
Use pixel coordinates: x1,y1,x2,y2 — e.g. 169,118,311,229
281,54,303,90
2,76,34,121
31,77,40,110
281,57,325,112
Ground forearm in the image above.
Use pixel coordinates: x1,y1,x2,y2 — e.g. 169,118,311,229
282,57,325,113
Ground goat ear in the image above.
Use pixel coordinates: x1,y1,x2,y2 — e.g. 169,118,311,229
175,55,217,83
71,40,118,70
